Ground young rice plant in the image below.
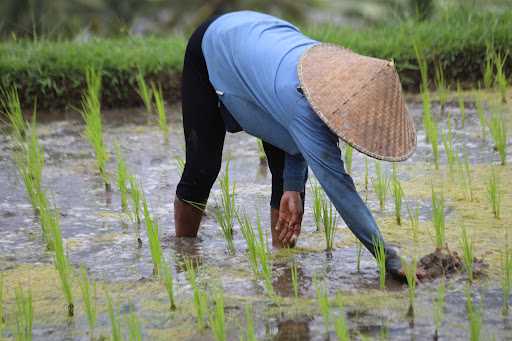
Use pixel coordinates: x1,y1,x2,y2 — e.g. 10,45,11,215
391,164,404,225
465,288,482,341
494,52,508,104
487,168,502,219
106,292,122,341
431,187,446,250
243,305,257,341
315,277,330,333
1,86,27,143
488,110,507,165
208,288,226,341
373,161,389,211
321,197,337,251
160,258,177,311
15,286,33,341
126,309,143,341
136,69,153,115
407,204,420,244
114,143,129,213
433,279,446,339
460,226,474,283
184,257,208,330
373,236,386,289
215,161,236,254
142,197,163,275
290,261,299,298
434,62,448,114
501,247,512,315
79,266,97,338
335,293,350,341
403,256,417,315
237,212,258,275
151,82,170,142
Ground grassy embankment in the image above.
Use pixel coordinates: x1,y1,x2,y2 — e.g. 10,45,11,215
0,8,510,111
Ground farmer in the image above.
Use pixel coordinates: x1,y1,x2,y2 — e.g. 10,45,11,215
174,11,418,280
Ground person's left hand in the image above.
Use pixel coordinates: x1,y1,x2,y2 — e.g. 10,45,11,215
275,191,303,246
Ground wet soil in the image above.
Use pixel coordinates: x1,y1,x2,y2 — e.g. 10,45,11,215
0,95,512,340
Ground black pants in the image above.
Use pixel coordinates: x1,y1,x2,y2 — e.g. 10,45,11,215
176,16,286,209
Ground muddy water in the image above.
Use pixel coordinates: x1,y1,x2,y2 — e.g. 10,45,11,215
0,97,511,340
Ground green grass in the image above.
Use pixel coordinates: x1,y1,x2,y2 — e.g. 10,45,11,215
434,62,448,114
160,258,177,311
373,161,389,211
151,82,169,142
431,187,446,250
403,256,417,314
465,287,482,341
208,288,226,341
488,109,507,165
114,143,129,213
373,236,387,289
321,196,338,252
407,204,420,244
129,175,142,226
457,82,466,128
136,69,153,115
80,68,110,191
344,144,353,175
126,308,143,341
460,226,475,283
243,305,257,341
501,247,512,315
494,52,509,104
315,277,330,333
487,168,503,219
0,86,26,143
433,279,446,339
14,285,32,341
215,161,237,254
78,266,97,339
106,292,122,341
311,180,324,232
49,206,74,317
335,293,350,341
290,261,299,298
142,197,162,276
237,212,258,275
184,257,208,330
391,164,404,225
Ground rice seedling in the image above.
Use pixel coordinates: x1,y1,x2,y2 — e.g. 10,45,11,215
126,308,143,341
428,118,440,170
128,175,142,225
441,114,456,173
315,277,330,333
255,218,274,296
474,90,487,140
483,43,495,90
34,191,56,250
78,266,97,338
414,42,433,144
433,279,445,340
160,258,177,311
431,187,446,250
372,161,389,211
237,212,258,274
422,89,433,143
49,206,74,317
256,139,267,164
208,288,226,341
215,161,236,254
142,197,162,275
80,68,110,191
487,168,502,219
434,62,448,114
321,197,338,252
356,240,363,272
494,52,508,104
414,42,429,91
465,287,481,341
407,204,420,244
344,144,353,175
15,285,32,341
335,292,350,341
460,151,474,201
488,110,507,165
391,164,404,225
403,256,417,315
290,261,299,298
501,247,512,315
184,257,208,330
460,226,475,283
175,156,185,176
311,180,324,231
243,305,257,341
135,69,153,115
1,86,27,143
457,82,466,128
106,292,122,341
114,143,129,213
373,236,386,289
151,82,170,142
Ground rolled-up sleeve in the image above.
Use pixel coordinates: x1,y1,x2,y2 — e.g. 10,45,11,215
283,152,308,192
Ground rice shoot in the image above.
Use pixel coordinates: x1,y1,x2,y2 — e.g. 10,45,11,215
215,161,237,254
78,266,97,338
487,168,502,219
494,52,508,104
373,236,386,289
135,69,153,115
208,288,226,341
151,82,169,142
114,143,129,213
501,246,512,315
431,187,446,250
488,110,507,165
391,164,404,225
15,285,33,341
373,161,389,211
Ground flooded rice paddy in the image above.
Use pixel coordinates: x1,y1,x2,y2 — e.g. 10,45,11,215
0,94,511,340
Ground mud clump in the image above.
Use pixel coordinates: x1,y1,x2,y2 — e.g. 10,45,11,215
417,248,487,280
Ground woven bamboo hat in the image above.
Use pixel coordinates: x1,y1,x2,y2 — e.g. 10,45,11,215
298,44,416,162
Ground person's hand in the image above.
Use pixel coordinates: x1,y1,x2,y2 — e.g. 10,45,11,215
275,191,303,246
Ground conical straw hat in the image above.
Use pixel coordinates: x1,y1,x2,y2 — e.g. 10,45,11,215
298,44,416,162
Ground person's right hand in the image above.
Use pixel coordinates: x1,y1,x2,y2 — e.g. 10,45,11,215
275,191,303,245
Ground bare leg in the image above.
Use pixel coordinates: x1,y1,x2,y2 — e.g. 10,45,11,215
174,197,203,237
